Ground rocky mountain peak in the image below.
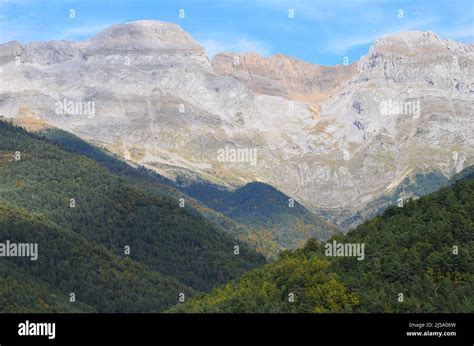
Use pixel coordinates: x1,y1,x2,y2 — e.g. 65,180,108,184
362,30,474,68
84,20,205,54
355,30,474,90
371,30,472,52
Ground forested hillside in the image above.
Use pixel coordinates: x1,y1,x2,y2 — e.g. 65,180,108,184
179,180,337,257
38,128,268,258
0,120,264,312
0,203,193,312
38,127,336,259
171,174,474,312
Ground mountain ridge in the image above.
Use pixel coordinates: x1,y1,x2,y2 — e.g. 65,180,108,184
0,20,472,229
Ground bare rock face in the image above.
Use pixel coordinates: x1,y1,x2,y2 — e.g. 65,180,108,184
212,52,356,102
0,22,473,227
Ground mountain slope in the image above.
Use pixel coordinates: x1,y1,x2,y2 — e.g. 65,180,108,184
0,258,95,313
338,170,449,230
171,173,474,312
0,202,193,312
37,127,334,258
179,180,337,257
36,127,272,257
0,120,265,292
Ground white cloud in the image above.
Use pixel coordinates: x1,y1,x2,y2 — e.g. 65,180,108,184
199,37,270,58
324,34,380,54
58,23,115,40
438,24,474,40
323,17,435,54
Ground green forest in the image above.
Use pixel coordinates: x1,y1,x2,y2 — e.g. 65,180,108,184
38,128,274,259
171,175,474,312
39,128,338,258
0,202,192,312
0,121,264,312
179,180,337,257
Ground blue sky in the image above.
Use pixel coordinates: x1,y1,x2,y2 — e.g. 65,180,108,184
0,0,473,65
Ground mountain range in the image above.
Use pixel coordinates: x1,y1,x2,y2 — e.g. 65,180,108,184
1,20,472,234
0,19,473,313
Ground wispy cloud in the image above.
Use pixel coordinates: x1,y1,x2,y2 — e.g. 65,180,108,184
438,24,474,41
57,23,116,40
323,18,435,54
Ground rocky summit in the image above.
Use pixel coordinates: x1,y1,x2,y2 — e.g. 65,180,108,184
0,21,473,227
